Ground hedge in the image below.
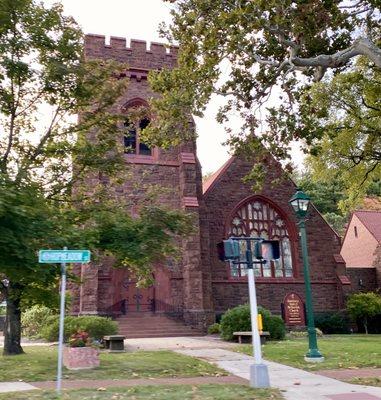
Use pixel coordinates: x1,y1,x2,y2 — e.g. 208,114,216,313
220,304,285,341
314,311,350,334
40,315,118,342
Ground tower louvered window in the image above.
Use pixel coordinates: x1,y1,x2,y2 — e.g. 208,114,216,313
227,198,294,278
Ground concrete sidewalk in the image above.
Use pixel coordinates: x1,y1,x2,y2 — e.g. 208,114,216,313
124,335,236,351
0,334,236,350
176,348,381,400
0,382,38,393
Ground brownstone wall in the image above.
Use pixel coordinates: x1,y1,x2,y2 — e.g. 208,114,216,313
73,35,213,328
212,282,340,315
346,267,378,293
75,34,354,329
202,156,345,317
84,35,178,70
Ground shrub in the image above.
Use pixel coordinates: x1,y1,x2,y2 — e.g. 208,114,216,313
69,330,91,347
347,292,381,334
207,323,221,334
22,305,56,338
220,304,286,341
266,315,286,340
315,311,350,334
220,304,251,340
40,315,118,342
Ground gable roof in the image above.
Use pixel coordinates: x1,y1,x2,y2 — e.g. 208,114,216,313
203,157,235,195
354,210,381,243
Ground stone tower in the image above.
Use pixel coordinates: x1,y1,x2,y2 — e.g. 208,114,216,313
70,35,213,331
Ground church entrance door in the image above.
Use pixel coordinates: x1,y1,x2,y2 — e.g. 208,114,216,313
112,270,155,314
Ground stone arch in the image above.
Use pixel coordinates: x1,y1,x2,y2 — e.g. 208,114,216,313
225,194,298,278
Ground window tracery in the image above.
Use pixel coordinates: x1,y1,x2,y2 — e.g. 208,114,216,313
227,197,294,278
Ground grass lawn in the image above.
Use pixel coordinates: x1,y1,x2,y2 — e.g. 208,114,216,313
0,347,225,382
235,334,381,371
0,385,283,400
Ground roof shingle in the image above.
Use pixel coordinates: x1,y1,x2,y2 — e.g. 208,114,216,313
354,210,381,243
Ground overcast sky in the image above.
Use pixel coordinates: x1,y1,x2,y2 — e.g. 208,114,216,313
44,0,303,175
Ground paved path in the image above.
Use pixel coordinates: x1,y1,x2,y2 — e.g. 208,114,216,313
124,335,236,351
316,368,381,380
1,335,380,399
176,348,381,400
0,382,37,393
0,335,235,350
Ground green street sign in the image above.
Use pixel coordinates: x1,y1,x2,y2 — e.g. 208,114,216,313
39,250,91,264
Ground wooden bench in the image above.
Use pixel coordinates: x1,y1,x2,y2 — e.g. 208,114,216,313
233,331,270,345
103,335,126,352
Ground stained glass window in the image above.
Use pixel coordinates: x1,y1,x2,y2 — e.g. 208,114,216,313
227,198,294,278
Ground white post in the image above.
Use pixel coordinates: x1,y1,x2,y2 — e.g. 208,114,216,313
247,268,262,364
247,263,270,388
56,248,67,394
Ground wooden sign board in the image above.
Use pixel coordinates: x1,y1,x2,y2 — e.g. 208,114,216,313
283,292,305,326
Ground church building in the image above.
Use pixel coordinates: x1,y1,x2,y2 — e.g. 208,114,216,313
69,35,374,337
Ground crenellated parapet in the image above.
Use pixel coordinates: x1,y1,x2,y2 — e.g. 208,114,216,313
84,34,178,71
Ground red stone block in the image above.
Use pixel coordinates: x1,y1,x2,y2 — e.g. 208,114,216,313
63,347,100,370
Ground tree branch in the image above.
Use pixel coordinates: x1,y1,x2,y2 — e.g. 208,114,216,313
292,37,381,79
15,106,62,181
251,36,381,83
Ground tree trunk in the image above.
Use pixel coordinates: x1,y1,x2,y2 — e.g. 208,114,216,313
364,317,368,335
3,284,24,356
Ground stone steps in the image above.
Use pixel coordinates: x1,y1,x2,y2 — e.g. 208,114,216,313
115,314,203,338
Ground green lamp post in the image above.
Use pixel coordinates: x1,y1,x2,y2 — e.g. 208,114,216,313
289,189,324,362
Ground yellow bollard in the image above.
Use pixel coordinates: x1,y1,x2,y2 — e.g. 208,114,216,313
257,314,263,333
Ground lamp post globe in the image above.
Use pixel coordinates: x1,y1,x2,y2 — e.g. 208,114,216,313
289,188,324,362
289,189,310,219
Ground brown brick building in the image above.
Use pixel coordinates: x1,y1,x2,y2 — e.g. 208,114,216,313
71,35,375,336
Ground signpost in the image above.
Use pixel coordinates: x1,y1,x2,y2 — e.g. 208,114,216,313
39,250,90,264
38,248,91,394
218,237,280,388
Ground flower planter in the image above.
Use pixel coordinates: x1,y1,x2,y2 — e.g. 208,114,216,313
63,346,100,370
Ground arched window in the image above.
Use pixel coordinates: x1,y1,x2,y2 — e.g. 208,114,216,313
227,197,295,278
124,117,151,156
123,98,152,156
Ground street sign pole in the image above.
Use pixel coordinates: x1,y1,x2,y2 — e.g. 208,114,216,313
245,239,270,388
38,248,91,395
57,247,67,395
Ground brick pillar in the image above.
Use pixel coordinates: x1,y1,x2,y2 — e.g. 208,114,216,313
334,254,350,309
178,151,214,330
79,263,99,315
